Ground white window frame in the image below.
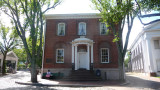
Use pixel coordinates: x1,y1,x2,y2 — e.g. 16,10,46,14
56,49,64,63
100,22,107,35
57,23,65,36
78,22,86,35
101,48,109,63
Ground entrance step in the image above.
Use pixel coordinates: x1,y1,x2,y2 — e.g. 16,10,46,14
62,70,102,81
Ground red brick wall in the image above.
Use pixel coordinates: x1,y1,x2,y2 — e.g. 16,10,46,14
43,18,118,69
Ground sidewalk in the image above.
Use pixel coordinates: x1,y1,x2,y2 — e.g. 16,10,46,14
1,71,160,90
15,73,126,87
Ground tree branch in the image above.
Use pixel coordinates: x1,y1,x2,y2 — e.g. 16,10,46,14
42,1,62,14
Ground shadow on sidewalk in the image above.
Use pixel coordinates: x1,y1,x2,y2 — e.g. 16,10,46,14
123,74,160,89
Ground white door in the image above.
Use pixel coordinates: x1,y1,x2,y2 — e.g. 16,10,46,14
79,53,87,69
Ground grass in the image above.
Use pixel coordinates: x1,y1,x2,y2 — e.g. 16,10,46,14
156,76,160,78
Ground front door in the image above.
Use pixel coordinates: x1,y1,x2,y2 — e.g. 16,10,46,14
79,52,87,69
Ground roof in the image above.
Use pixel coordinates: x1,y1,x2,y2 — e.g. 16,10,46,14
0,51,18,61
129,21,160,50
45,13,101,19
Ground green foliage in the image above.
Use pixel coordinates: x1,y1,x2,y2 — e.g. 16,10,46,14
92,0,136,42
124,51,131,67
0,22,19,74
13,48,27,64
138,0,160,12
17,62,26,70
112,34,120,42
92,0,133,24
92,0,137,80
0,0,61,82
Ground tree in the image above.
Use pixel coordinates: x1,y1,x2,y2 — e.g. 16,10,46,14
124,51,131,68
135,0,160,25
13,47,27,69
0,22,18,74
92,0,138,80
0,0,61,83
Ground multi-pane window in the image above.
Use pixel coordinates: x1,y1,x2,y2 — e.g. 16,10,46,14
56,49,64,63
100,22,107,35
101,48,109,63
57,23,65,36
154,40,160,49
78,22,86,35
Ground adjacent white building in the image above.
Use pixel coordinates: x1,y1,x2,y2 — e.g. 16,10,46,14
129,21,160,76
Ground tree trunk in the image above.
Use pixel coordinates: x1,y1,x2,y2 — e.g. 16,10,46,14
117,47,125,81
30,56,37,83
2,53,7,75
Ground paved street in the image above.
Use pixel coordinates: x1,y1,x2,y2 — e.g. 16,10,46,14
0,71,160,90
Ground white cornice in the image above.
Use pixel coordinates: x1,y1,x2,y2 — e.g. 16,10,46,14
45,13,101,19
129,28,160,50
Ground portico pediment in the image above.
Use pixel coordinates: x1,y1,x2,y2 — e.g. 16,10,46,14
72,37,94,45
144,21,160,31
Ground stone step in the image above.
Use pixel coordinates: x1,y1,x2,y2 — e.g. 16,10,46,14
62,70,102,81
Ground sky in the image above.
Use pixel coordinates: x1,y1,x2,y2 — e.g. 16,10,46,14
0,0,157,49
47,0,144,49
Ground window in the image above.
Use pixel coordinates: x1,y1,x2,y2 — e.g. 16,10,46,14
101,48,109,63
78,22,86,35
154,40,160,49
100,22,107,35
56,49,64,63
57,23,65,36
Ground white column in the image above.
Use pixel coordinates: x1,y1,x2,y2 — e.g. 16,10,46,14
72,44,74,63
15,60,18,72
146,37,155,72
75,45,78,70
91,44,93,63
87,44,90,70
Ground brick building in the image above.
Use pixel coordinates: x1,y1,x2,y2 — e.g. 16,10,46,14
42,13,120,80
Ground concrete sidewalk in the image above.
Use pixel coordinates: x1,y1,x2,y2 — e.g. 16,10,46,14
15,72,126,87
1,71,160,90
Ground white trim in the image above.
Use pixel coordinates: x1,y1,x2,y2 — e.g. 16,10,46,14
101,48,109,63
91,44,93,63
56,49,64,63
75,45,78,70
72,45,74,63
57,23,65,36
45,13,101,19
78,22,86,35
72,37,94,70
87,44,90,70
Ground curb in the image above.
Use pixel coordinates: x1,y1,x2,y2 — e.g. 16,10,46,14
15,81,102,87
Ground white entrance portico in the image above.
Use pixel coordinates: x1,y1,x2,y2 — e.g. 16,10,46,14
71,37,94,70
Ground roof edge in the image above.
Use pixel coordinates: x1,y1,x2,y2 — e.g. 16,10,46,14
45,13,101,19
